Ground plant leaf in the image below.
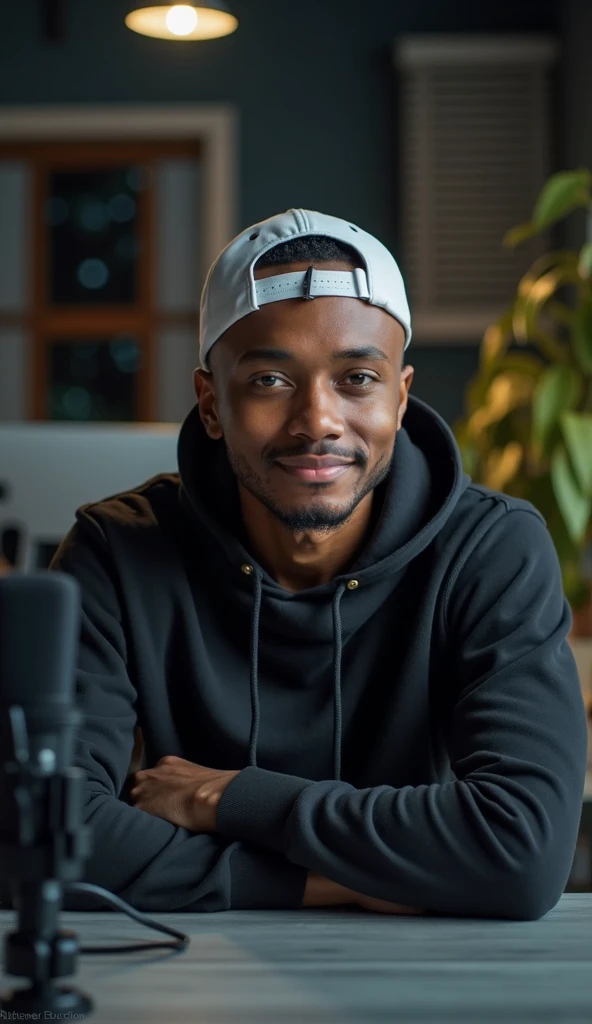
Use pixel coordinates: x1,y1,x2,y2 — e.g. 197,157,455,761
578,241,592,279
527,473,580,565
494,353,545,378
561,561,592,611
504,222,539,248
560,411,592,497
466,373,492,415
572,291,592,375
467,373,535,436
483,442,523,492
518,250,580,293
531,168,592,231
550,444,592,545
521,265,580,319
546,299,577,328
479,308,514,371
513,265,580,360
532,365,582,451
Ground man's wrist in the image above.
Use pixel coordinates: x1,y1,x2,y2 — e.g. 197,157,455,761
194,769,241,832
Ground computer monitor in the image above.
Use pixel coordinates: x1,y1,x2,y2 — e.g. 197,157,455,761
0,421,180,572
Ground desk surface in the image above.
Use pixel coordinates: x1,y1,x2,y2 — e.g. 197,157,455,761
1,894,592,1024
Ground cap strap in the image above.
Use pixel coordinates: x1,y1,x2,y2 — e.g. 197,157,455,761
255,267,370,306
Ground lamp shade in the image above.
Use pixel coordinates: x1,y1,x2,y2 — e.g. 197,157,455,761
125,3,238,40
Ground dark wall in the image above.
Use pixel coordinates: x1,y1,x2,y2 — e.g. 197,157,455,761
0,0,563,424
562,0,592,253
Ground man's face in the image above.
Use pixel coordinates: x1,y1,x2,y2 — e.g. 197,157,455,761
194,260,414,533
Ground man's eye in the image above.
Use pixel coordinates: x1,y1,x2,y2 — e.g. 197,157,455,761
253,375,283,387
250,373,376,389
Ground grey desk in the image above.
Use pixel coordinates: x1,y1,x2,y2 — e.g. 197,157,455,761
1,895,591,1024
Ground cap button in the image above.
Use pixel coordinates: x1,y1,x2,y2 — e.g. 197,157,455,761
241,563,254,575
346,579,359,590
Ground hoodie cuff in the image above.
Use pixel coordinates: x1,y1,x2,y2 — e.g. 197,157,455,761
228,844,308,909
216,765,314,855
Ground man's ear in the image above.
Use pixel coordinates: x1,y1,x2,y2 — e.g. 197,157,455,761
397,364,414,431
193,368,223,440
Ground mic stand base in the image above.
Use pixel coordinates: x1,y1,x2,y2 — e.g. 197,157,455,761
1,982,93,1016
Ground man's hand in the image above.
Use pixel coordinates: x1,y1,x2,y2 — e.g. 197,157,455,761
129,755,241,832
302,872,426,914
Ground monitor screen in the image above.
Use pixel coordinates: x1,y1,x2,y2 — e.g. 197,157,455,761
0,420,181,572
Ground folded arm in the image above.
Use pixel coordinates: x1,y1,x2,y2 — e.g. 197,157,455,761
0,513,308,914
215,507,589,920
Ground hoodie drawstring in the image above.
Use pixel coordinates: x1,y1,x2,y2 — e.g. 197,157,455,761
246,565,262,770
330,582,347,781
241,564,353,782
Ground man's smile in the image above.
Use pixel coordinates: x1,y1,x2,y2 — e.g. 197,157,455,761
274,456,355,483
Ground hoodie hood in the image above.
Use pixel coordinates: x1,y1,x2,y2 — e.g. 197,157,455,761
177,394,470,780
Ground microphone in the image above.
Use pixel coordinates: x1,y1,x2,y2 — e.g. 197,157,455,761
0,571,94,1017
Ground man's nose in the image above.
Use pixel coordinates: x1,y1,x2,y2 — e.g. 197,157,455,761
285,381,346,441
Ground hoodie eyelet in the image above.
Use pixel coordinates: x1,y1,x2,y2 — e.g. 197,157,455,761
241,563,254,575
347,579,359,590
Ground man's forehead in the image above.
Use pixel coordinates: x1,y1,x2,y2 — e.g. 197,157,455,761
209,301,405,377
228,300,401,353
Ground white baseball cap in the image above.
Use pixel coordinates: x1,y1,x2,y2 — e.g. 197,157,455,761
198,208,412,371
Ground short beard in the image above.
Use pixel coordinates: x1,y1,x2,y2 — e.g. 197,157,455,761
224,439,396,533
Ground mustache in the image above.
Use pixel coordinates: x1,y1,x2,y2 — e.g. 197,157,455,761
265,444,367,465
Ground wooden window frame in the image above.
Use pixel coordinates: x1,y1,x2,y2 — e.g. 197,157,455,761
0,104,238,420
1,140,202,420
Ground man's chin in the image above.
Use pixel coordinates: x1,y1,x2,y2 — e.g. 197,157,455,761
263,494,365,533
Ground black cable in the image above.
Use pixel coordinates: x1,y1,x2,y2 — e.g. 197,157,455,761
63,882,191,954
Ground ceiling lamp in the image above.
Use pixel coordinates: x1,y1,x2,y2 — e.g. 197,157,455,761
125,3,238,41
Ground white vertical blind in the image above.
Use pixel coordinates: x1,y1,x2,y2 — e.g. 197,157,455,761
393,34,560,343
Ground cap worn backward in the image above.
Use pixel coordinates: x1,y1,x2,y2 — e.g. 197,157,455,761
198,208,412,371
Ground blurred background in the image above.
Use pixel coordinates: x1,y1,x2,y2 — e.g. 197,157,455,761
0,0,591,887
2,0,590,428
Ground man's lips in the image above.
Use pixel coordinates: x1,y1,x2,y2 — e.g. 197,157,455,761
274,456,355,482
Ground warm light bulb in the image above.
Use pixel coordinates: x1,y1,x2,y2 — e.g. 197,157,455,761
125,3,238,41
165,5,198,36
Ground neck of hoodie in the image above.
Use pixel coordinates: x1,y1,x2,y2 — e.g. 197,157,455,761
235,482,381,593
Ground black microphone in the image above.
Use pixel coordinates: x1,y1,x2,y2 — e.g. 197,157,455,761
0,571,94,1017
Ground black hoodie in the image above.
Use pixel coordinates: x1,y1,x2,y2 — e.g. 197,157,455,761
7,394,587,919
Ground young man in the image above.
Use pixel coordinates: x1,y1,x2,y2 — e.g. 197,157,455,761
29,211,592,918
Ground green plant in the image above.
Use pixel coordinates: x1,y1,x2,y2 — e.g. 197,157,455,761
453,168,592,611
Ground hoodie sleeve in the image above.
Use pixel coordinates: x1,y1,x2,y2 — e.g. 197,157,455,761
0,513,307,914
215,505,589,920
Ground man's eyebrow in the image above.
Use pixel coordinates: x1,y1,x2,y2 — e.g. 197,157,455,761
235,346,391,365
